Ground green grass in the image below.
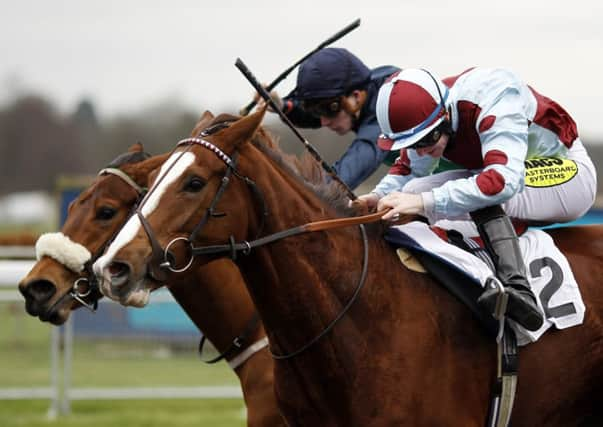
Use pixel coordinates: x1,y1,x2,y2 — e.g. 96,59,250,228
0,303,248,426
69,339,241,387
1,303,54,386
1,303,241,387
0,399,247,427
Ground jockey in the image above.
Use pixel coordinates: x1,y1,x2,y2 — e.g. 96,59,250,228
265,48,400,189
359,67,597,331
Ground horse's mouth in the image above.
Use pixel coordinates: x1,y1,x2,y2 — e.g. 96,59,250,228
111,279,150,307
99,263,153,308
32,294,70,325
39,307,65,325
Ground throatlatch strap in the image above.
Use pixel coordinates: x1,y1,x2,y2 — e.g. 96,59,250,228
198,313,261,364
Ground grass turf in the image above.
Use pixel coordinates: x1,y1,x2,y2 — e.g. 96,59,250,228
0,399,247,427
1,302,248,426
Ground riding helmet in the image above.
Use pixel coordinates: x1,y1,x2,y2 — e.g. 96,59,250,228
376,68,450,150
295,48,371,100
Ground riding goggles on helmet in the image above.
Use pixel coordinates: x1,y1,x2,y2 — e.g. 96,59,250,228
408,128,443,149
302,97,344,118
378,126,443,151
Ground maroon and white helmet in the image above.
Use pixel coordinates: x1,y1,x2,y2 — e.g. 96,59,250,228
376,68,450,150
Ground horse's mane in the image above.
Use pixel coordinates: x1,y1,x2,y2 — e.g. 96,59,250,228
246,125,356,217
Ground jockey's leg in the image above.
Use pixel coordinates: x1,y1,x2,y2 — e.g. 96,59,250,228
503,139,597,223
471,205,544,331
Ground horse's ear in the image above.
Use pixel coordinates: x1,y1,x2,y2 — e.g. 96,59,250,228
190,110,215,137
215,108,266,151
128,142,144,152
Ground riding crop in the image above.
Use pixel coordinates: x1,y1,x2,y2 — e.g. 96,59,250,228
239,18,361,116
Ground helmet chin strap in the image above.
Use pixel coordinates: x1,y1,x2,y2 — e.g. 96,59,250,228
341,90,367,118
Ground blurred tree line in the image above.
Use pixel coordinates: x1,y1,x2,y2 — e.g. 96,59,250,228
0,93,363,196
0,93,602,197
0,94,199,195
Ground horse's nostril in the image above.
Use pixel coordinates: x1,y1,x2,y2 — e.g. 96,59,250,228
108,261,130,278
25,279,56,302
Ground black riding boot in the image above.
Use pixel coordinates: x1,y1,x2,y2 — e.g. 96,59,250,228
471,206,544,331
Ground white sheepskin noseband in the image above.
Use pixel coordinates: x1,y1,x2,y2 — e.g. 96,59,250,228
35,232,92,273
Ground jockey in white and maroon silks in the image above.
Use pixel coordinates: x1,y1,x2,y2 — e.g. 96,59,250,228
359,67,597,332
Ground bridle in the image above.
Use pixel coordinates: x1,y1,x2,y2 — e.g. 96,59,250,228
68,167,147,313
135,123,268,282
125,123,270,366
134,132,385,360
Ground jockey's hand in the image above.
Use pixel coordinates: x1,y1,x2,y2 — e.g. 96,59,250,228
353,192,380,212
378,192,424,222
253,85,283,113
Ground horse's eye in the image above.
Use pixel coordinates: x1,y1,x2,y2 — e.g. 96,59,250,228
96,206,117,220
184,177,205,193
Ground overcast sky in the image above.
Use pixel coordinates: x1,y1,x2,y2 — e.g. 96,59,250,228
1,0,602,140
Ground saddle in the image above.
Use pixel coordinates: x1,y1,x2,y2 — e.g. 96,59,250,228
386,225,498,334
384,221,585,343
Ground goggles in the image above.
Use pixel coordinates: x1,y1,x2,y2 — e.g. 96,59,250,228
302,97,344,118
378,127,442,151
408,128,442,150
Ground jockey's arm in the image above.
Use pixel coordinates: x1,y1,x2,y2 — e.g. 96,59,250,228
423,91,529,221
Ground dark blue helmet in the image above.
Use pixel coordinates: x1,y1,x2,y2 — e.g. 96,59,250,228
295,48,371,100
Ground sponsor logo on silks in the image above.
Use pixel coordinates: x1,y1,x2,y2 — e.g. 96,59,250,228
524,157,578,188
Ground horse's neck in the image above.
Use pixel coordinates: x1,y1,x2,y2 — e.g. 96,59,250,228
237,151,405,353
166,259,261,355
166,265,277,410
241,147,332,232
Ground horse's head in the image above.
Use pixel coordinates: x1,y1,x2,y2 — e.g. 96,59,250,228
16,143,160,324
18,111,223,323
93,110,267,307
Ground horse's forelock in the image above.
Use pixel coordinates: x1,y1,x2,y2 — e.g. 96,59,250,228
106,150,152,169
119,152,170,187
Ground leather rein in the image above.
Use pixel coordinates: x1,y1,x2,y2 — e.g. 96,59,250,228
135,133,386,360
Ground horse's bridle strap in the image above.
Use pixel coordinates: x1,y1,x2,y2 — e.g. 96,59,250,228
198,312,261,364
99,168,146,195
190,209,392,257
228,337,269,370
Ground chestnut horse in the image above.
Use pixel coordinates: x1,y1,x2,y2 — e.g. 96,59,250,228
18,112,285,427
94,109,603,426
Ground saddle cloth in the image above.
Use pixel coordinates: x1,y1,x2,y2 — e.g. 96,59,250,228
385,221,585,346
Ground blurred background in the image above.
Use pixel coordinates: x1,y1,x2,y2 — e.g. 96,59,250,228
1,1,602,426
